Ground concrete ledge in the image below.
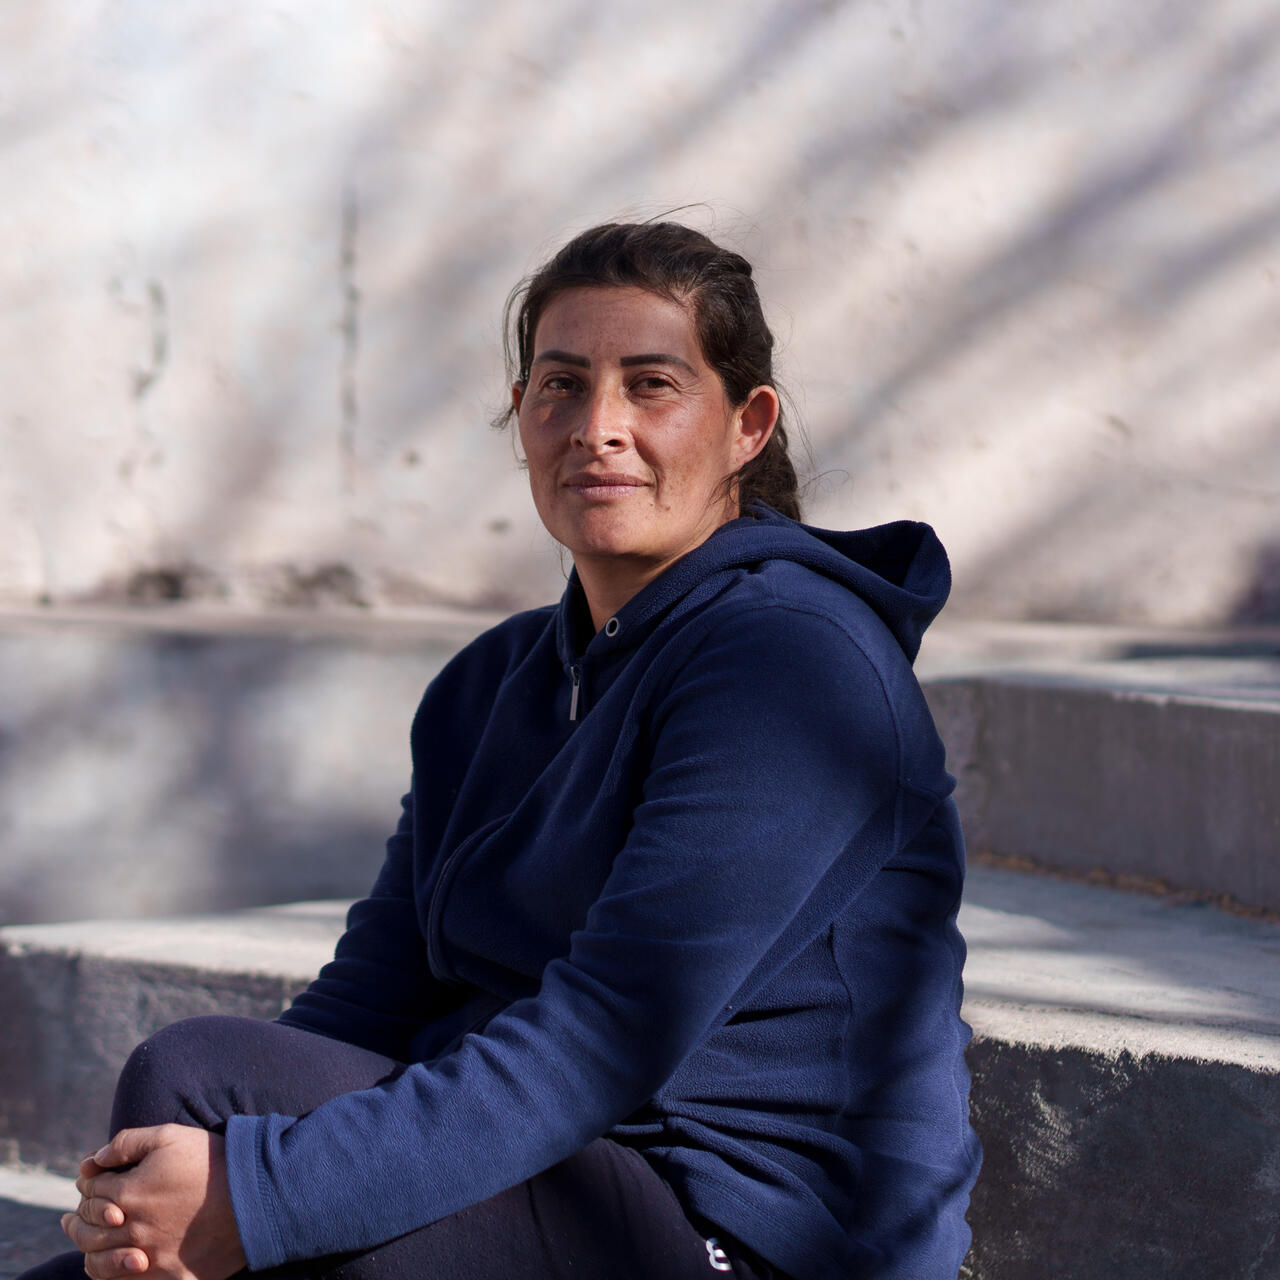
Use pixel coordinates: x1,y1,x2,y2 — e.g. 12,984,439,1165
0,902,345,1173
959,865,1280,1278
963,1044,1279,1280
920,626,1280,913
0,1166,75,1212
4,612,1278,925
3,867,1279,1277
0,606,486,925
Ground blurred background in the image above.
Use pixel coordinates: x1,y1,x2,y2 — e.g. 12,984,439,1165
2,0,1278,922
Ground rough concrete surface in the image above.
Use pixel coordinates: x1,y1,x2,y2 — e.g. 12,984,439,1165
964,1044,1280,1280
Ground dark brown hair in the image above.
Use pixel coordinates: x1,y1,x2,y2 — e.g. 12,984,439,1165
497,221,801,520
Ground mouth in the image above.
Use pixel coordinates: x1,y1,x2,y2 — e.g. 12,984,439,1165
563,473,649,499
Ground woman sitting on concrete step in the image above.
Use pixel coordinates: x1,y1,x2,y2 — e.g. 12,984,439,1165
25,219,980,1280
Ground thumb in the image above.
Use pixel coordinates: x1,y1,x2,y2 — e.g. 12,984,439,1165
93,1125,165,1168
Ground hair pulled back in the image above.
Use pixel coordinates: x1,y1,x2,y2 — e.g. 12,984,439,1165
499,221,801,521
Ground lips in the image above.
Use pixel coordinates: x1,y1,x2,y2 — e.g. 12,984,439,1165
563,471,649,497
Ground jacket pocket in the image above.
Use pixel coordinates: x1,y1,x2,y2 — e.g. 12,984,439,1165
425,813,510,983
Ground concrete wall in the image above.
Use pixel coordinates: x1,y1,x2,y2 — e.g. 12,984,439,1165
0,608,492,925
4,1,1279,626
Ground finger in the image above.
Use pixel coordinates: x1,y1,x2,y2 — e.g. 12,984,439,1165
92,1126,162,1170
61,1211,132,1254
83,1247,149,1279
77,1169,123,1203
76,1194,126,1228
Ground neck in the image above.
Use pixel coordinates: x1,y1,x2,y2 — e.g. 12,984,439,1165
571,502,743,632
574,557,662,632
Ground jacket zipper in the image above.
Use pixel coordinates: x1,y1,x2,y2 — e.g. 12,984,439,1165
569,663,582,721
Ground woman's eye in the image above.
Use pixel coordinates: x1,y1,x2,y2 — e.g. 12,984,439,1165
633,375,674,392
543,375,580,393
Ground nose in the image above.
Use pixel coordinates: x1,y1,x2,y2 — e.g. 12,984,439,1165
570,386,631,453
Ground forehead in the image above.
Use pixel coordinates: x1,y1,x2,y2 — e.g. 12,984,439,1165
532,286,703,362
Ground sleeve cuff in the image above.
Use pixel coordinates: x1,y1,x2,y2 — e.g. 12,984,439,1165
224,1112,294,1271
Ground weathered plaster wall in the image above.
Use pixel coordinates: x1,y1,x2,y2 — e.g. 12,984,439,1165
4,1,1279,624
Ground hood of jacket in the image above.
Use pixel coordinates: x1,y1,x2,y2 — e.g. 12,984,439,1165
555,506,951,668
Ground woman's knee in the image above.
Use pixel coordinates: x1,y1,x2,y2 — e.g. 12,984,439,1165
110,1015,267,1134
110,1016,403,1138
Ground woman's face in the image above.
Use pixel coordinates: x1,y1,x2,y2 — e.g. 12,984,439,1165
513,286,776,591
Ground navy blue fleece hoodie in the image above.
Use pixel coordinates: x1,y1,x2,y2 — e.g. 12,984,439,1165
225,510,980,1279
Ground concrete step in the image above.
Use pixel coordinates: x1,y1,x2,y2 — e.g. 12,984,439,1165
959,865,1280,1280
3,610,1278,926
920,621,1280,914
2,867,1279,1279
0,1168,77,1280
0,901,345,1174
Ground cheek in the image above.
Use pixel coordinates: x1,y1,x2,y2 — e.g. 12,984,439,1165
668,432,737,490
517,402,568,464
520,438,566,521
516,420,548,476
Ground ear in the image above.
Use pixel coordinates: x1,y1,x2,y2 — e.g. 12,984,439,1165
731,385,780,467
511,382,525,414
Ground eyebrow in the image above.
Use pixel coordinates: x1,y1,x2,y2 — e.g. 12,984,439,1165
531,349,590,368
530,350,697,376
620,353,696,375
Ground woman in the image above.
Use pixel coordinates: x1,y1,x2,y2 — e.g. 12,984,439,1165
31,221,980,1280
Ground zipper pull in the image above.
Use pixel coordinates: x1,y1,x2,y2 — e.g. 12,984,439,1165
569,664,582,722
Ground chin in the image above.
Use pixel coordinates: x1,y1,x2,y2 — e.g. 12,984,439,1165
569,537,657,565
557,513,654,560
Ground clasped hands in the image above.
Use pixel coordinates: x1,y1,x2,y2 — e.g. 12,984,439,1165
63,1125,246,1280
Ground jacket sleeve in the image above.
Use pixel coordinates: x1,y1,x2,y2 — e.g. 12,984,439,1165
224,604,930,1269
